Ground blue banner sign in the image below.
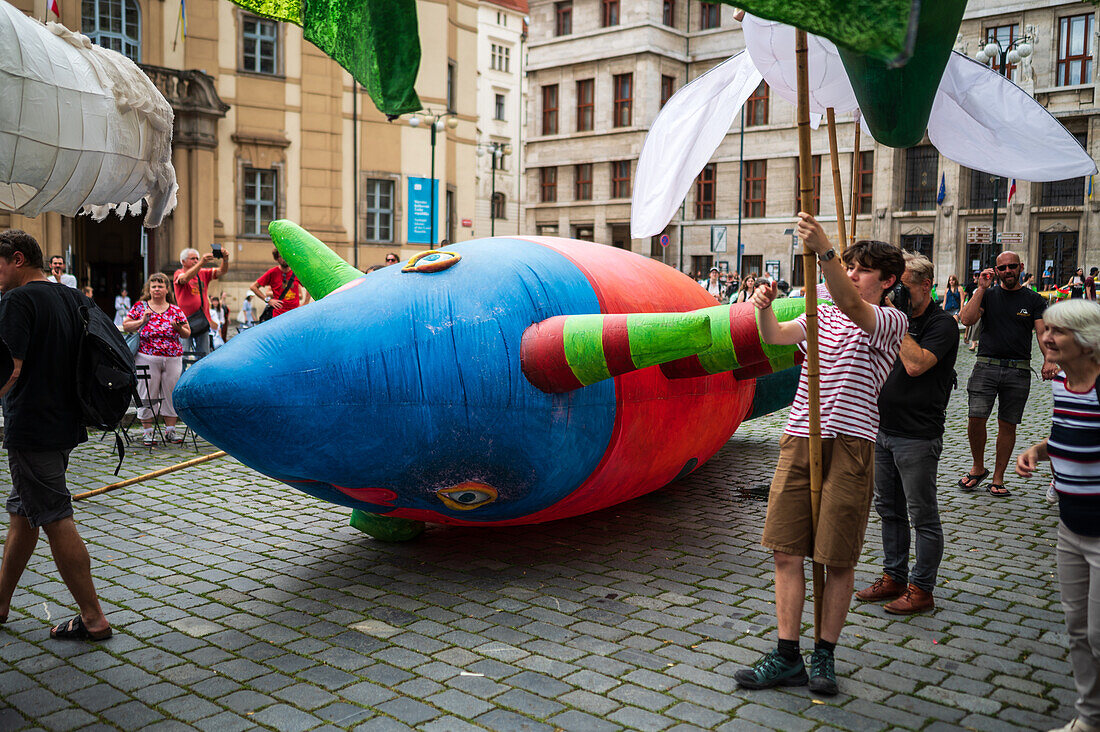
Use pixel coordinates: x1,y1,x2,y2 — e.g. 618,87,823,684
408,177,437,244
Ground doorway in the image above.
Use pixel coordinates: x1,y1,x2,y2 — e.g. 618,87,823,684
75,211,150,315
1039,231,1078,289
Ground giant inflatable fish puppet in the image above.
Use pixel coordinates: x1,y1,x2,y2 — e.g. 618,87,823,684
175,222,808,540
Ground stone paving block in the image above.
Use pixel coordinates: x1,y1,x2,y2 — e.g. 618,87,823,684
606,705,674,731
474,708,555,731
251,703,323,732
100,700,164,727
608,683,674,712
425,688,494,718
192,710,257,732
157,695,225,722
374,696,442,725
548,709,622,732
35,707,98,732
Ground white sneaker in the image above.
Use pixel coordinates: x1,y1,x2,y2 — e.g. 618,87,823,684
165,430,184,445
1046,482,1059,504
1047,718,1100,732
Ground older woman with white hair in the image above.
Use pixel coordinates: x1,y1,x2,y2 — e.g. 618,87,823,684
1017,298,1100,732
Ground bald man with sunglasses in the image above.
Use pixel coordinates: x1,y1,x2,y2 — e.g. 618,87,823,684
958,251,1056,497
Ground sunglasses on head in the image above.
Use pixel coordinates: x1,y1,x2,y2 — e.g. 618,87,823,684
995,263,1020,272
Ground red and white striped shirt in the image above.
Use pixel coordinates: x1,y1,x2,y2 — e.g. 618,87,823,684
784,303,908,442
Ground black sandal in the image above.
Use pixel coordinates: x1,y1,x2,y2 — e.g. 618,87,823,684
987,484,1011,497
957,469,990,492
50,615,112,641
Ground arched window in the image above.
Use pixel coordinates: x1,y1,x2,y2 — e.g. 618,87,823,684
82,0,141,62
491,192,506,220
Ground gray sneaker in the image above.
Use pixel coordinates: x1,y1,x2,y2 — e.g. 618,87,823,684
734,649,808,690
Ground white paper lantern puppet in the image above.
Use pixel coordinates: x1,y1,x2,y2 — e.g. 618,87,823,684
0,0,177,227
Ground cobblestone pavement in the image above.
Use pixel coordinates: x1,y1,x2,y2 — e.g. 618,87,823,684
0,346,1077,731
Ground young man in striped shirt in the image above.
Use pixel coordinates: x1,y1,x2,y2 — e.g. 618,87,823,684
735,212,907,696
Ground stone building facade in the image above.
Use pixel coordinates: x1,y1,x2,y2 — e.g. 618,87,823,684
1,0,480,313
474,0,527,239
524,0,1100,288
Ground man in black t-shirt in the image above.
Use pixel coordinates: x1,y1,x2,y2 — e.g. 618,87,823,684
0,230,111,641
958,251,1053,498
857,253,959,615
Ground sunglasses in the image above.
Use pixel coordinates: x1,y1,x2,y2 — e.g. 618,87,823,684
385,258,398,263
995,263,1020,272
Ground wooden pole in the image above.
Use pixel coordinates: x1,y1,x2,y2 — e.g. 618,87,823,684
795,29,825,644
72,451,228,501
849,111,862,248
826,108,847,251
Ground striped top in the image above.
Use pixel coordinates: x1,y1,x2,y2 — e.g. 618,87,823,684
784,303,908,442
1048,373,1100,496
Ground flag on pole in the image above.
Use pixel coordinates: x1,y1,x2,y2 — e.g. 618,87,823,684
179,0,186,39
1090,176,1094,201
936,173,945,205
49,0,58,16
1007,178,1017,203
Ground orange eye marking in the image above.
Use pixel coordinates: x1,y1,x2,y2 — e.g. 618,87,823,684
436,481,498,510
402,250,461,273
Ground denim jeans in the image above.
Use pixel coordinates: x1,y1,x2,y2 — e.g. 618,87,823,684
874,431,944,592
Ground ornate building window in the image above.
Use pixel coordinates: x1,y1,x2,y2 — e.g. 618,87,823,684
82,0,141,61
241,15,278,75
1057,14,1093,87
695,164,715,219
365,178,394,242
242,168,278,236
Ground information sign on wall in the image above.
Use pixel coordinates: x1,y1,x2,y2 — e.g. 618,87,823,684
407,177,438,244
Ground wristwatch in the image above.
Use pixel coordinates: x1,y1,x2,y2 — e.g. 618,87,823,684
818,248,837,264
264,296,271,303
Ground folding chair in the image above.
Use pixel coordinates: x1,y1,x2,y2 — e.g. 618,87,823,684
133,364,165,448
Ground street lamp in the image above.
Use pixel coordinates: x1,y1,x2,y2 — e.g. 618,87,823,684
407,110,459,244
974,31,1034,266
476,141,512,236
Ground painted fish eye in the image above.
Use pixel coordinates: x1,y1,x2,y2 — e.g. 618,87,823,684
402,250,460,273
436,481,498,511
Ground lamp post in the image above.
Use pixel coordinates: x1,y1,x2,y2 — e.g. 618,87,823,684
477,141,512,236
975,32,1033,267
408,110,459,245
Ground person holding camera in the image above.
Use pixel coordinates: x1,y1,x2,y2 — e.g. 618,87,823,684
173,245,229,358
856,252,959,615
250,248,310,322
958,251,1054,497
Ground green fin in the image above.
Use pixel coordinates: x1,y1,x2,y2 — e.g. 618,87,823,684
350,510,424,541
268,220,363,300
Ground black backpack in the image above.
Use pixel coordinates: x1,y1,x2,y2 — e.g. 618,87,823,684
60,288,140,472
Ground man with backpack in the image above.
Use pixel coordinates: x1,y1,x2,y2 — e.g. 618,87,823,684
0,230,112,641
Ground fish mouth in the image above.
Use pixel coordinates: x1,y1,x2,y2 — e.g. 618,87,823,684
287,479,398,514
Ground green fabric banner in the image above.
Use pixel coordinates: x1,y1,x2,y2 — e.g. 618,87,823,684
302,0,421,116
717,0,921,66
227,0,421,116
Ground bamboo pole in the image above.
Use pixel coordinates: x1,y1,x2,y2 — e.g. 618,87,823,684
826,108,847,251
72,451,228,501
849,111,862,248
795,29,825,644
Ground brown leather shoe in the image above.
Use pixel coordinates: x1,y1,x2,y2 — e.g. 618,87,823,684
855,574,906,602
884,584,935,615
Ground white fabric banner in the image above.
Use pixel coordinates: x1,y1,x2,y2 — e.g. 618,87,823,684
928,52,1097,182
631,53,762,239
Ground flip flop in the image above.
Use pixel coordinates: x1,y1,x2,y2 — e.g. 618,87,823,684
958,469,990,492
987,484,1011,497
49,615,112,642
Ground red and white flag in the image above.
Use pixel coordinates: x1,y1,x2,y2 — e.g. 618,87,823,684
49,0,59,15
1007,178,1017,203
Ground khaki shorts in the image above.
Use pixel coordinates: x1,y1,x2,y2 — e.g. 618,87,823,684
761,433,875,568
